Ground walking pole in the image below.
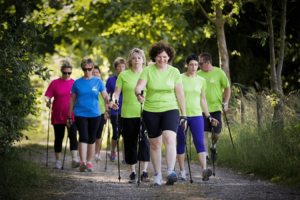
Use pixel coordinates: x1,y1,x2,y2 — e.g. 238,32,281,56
223,112,235,151
182,125,193,184
105,116,111,171
189,128,192,162
115,100,121,182
137,90,143,186
211,130,216,176
46,99,51,167
62,126,69,170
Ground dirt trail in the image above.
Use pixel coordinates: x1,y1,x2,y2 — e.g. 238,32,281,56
26,148,300,200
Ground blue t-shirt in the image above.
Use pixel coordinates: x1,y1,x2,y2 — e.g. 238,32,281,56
71,77,106,117
106,75,122,116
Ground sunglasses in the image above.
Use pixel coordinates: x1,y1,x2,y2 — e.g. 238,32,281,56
199,62,205,66
63,72,72,75
82,67,93,72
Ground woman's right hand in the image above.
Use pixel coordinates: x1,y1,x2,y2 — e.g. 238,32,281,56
112,103,119,110
66,118,72,128
137,94,145,103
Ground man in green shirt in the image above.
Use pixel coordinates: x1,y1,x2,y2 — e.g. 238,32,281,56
196,52,231,161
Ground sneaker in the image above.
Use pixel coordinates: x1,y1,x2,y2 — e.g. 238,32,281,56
110,152,116,162
178,170,187,181
55,160,62,169
71,158,80,168
202,168,213,181
79,161,87,172
166,171,178,185
122,159,126,164
153,173,162,186
129,172,136,183
94,154,101,163
87,163,94,172
141,171,150,182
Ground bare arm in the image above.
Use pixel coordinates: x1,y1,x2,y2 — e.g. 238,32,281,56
175,83,186,116
45,96,51,108
223,86,231,112
112,87,122,110
67,93,76,127
135,79,147,103
200,91,209,117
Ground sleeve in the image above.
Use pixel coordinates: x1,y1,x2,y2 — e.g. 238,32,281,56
174,68,182,84
220,70,230,89
45,81,54,98
98,79,106,92
116,73,123,89
71,80,77,94
106,77,112,94
139,67,148,81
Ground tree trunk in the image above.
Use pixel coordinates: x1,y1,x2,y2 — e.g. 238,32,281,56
256,93,263,128
215,8,231,85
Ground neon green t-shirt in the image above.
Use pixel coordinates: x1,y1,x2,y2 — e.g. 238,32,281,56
139,64,182,112
196,67,230,112
98,80,106,114
180,74,206,117
116,69,144,118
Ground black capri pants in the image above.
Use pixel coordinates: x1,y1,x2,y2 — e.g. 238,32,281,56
75,116,101,144
202,111,222,134
122,118,150,165
110,115,123,140
143,109,180,139
96,114,107,139
53,123,78,153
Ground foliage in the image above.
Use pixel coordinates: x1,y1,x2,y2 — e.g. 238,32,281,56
0,0,50,157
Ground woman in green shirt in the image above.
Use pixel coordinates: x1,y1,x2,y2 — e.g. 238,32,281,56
135,42,187,186
112,48,150,183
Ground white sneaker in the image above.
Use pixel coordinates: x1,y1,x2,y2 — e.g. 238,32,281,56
72,158,80,168
179,170,187,181
153,173,162,186
94,154,101,162
55,160,61,169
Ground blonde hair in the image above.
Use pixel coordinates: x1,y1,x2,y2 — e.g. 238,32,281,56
114,57,126,69
60,58,73,72
81,57,94,68
126,48,146,69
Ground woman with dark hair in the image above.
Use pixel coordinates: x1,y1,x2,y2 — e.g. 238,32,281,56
176,54,218,182
112,48,150,183
135,42,187,186
67,58,111,172
45,58,80,169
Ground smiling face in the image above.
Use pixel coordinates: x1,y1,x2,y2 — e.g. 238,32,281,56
155,51,169,68
61,68,72,80
131,53,144,69
115,63,126,76
187,60,199,75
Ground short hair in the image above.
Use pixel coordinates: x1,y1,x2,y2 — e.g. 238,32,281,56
60,58,73,72
114,57,126,69
94,65,101,73
126,48,146,69
149,41,175,63
199,52,212,64
186,54,199,65
81,57,94,68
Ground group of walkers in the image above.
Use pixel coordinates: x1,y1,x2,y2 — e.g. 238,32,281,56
45,41,230,186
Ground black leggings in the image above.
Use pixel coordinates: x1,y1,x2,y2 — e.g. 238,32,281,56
96,114,107,139
122,118,150,165
110,115,123,140
75,116,101,144
53,123,78,153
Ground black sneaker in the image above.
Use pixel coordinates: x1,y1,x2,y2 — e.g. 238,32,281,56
202,168,213,181
129,172,136,183
141,171,150,182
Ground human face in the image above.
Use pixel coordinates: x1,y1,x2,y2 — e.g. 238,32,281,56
93,68,101,78
187,60,199,75
115,63,126,76
155,51,169,68
82,64,94,77
62,68,72,80
199,57,209,72
131,53,144,69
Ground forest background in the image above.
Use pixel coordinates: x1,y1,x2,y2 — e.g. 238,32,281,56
0,0,300,198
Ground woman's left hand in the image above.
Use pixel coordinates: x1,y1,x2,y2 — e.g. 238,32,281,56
137,94,145,103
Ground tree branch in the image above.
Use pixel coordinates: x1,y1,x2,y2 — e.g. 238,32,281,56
195,1,214,23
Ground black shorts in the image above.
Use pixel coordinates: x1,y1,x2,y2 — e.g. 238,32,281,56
110,115,122,140
96,114,107,139
202,111,222,134
143,109,179,139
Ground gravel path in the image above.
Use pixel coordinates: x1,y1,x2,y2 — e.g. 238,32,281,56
26,148,300,200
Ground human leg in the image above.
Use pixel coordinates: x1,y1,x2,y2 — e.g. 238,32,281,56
86,116,101,171
75,116,89,171
95,114,106,160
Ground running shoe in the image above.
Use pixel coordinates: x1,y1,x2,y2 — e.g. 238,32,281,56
122,158,126,164
129,172,136,183
94,154,101,163
71,158,80,168
153,173,162,186
178,170,187,181
141,171,150,182
202,168,213,181
87,163,94,172
166,171,178,185
79,161,87,172
110,151,116,162
55,160,61,169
